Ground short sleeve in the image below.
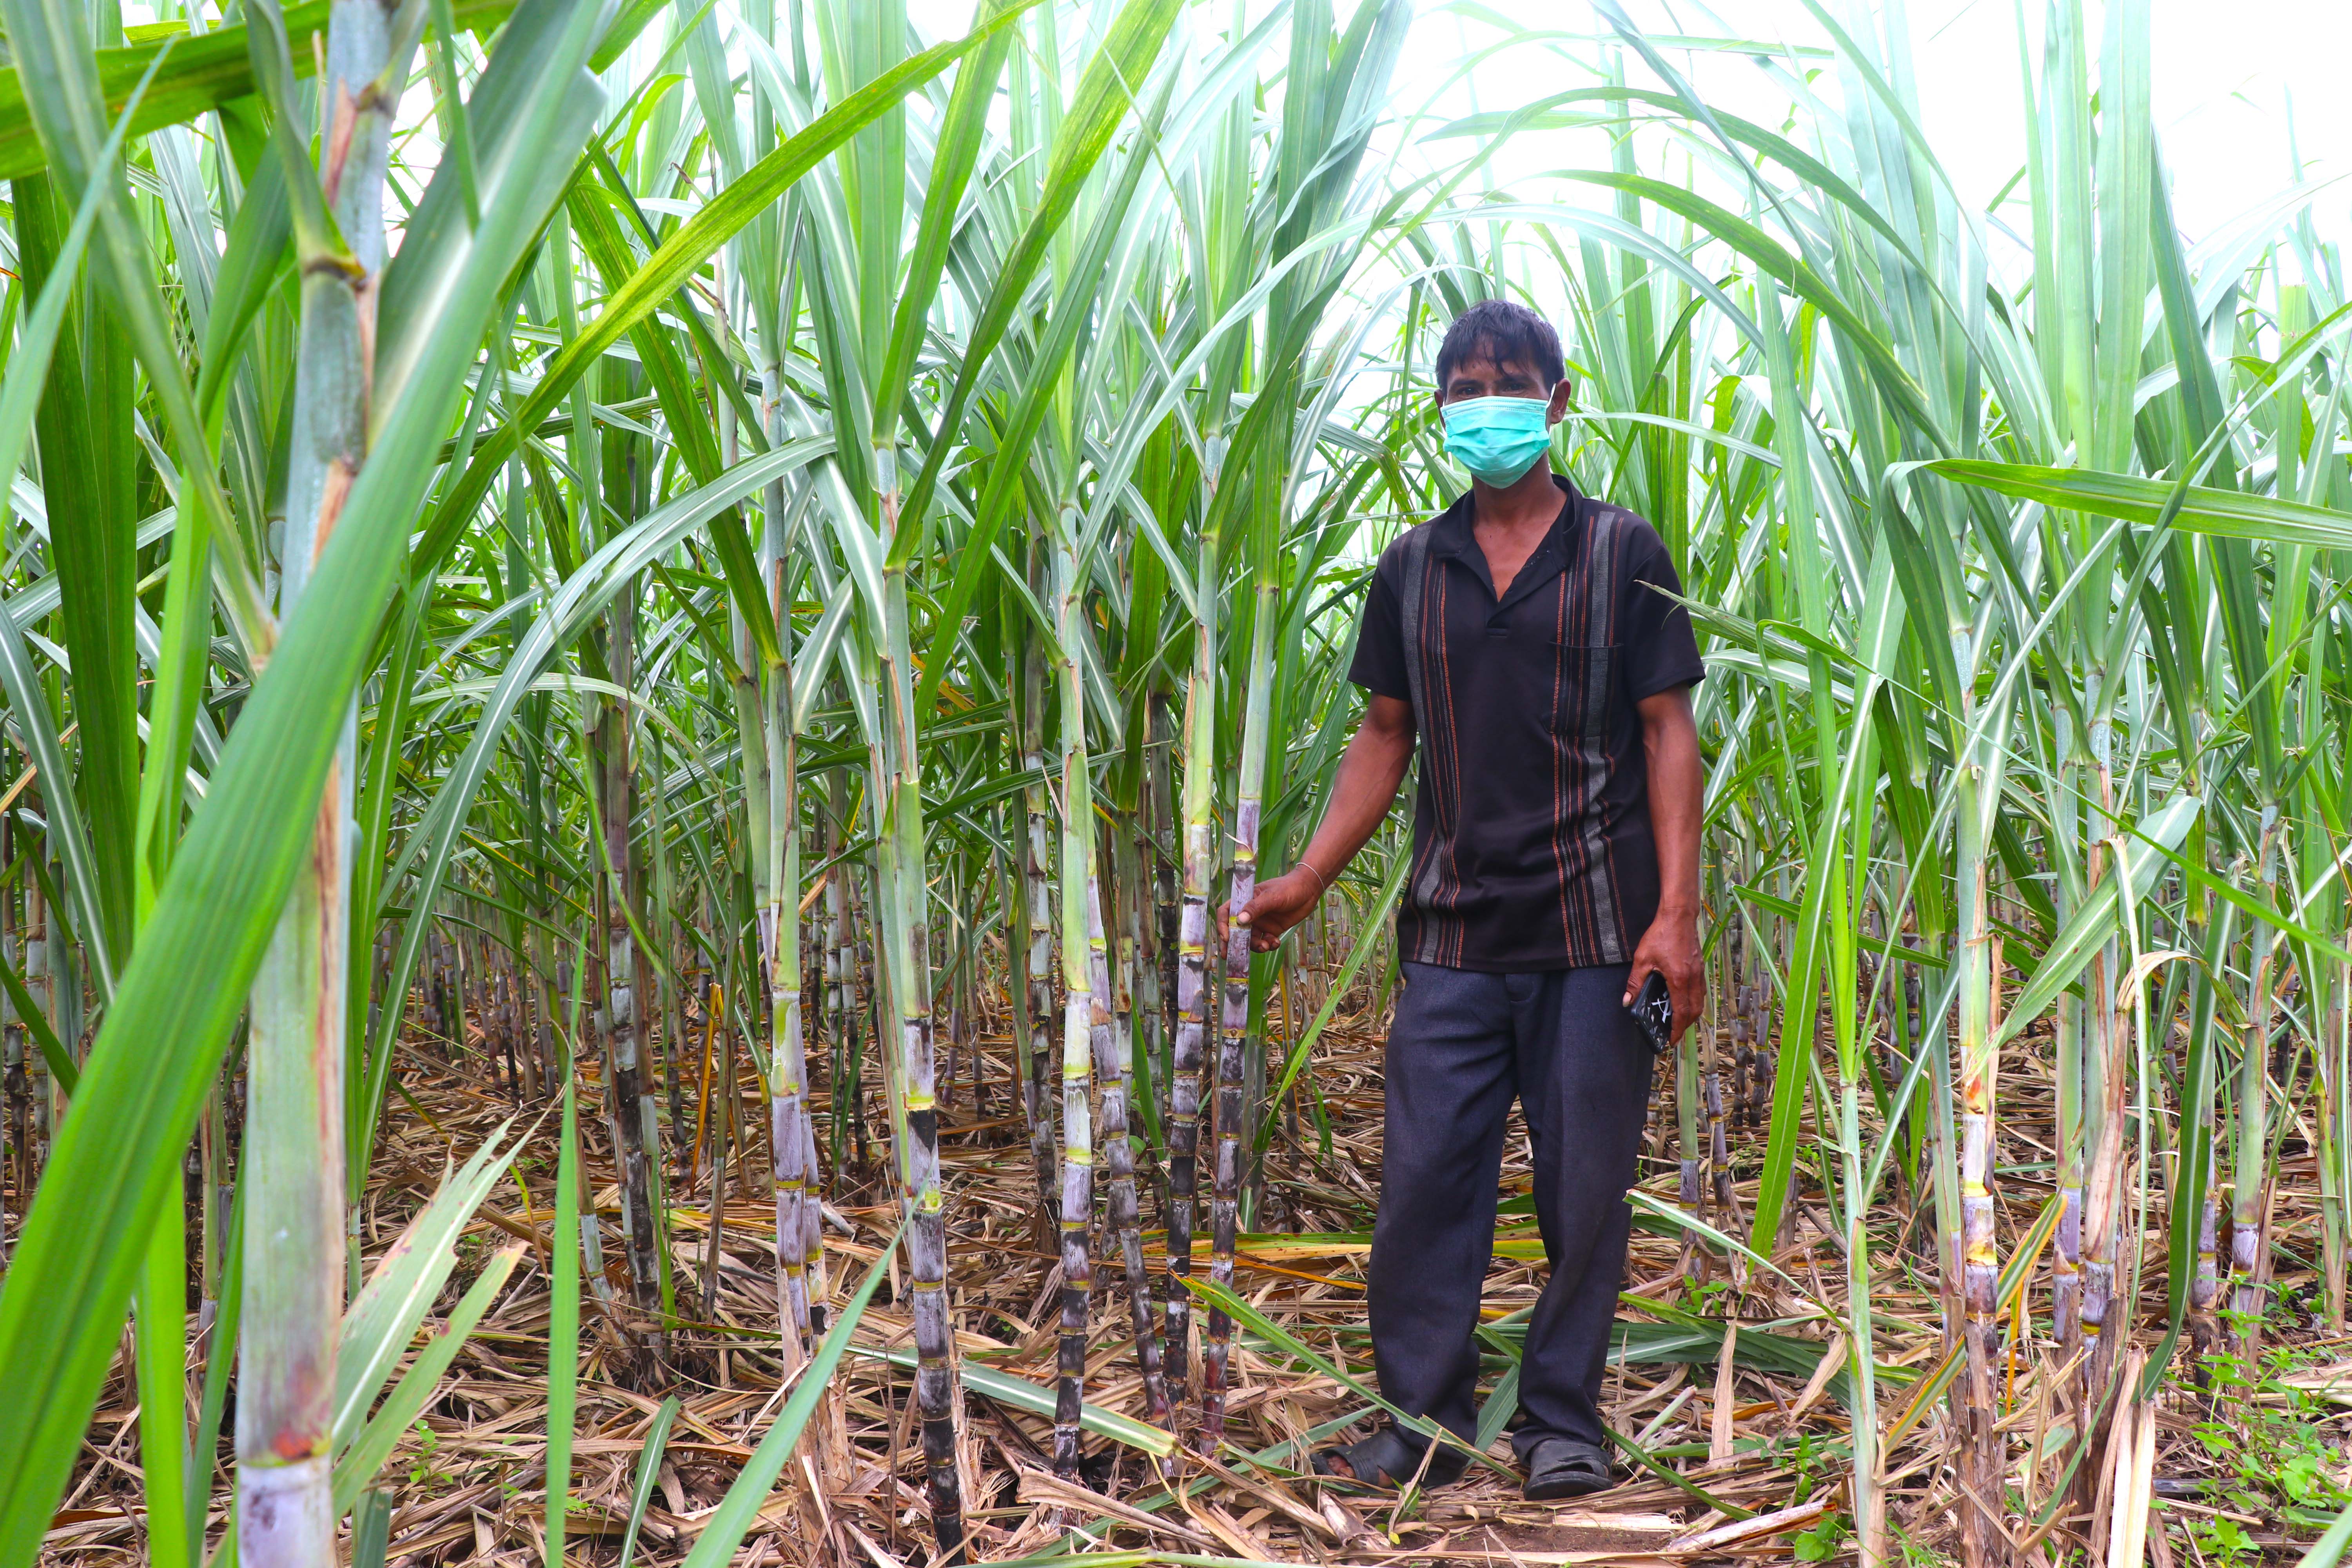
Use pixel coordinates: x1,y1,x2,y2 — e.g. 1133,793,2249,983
1347,552,1410,702
1621,524,1705,702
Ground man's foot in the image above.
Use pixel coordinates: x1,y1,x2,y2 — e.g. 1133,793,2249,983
1521,1436,1613,1500
1310,1428,1467,1489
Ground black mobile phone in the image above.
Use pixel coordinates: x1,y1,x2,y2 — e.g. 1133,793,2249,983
1627,970,1672,1054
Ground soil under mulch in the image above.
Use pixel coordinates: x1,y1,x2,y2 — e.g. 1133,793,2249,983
31,975,2352,1565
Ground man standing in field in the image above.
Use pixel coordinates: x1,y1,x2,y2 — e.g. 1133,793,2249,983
1230,299,1706,1500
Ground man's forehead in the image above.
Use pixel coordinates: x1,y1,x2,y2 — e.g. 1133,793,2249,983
1444,354,1541,381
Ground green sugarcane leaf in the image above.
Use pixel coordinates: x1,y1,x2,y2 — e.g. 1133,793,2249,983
615,1396,679,1568
1472,1363,1520,1455
0,4,611,1551
1254,847,1407,1156
678,1238,894,1568
1603,1425,1755,1521
2298,1505,2352,1568
547,1065,582,1568
8,0,276,659
872,0,1025,442
913,62,1179,717
1928,459,2352,549
1180,1275,1510,1474
134,1183,189,1568
895,0,1188,572
1747,718,1863,1252
0,0,523,182
350,1490,392,1568
1625,1192,1823,1308
332,1244,524,1512
335,1123,525,1450
0,940,72,1093
0,42,172,1001
860,1345,1177,1458
191,92,290,433
10,172,141,969
1,508,175,629
1994,793,2199,1046
2163,905,2230,1330
414,10,1029,581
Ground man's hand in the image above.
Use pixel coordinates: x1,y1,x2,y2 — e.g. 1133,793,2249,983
1218,695,1413,956
1632,686,1703,1045
1623,907,1702,1044
1223,867,1323,953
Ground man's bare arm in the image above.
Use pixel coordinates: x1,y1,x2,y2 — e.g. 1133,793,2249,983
1623,685,1703,1039
1230,693,1415,950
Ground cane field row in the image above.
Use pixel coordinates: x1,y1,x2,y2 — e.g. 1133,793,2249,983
0,2,2347,1568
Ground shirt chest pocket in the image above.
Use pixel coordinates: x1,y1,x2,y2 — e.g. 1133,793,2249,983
1547,642,1618,741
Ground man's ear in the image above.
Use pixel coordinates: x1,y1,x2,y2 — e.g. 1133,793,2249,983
1545,378,1572,425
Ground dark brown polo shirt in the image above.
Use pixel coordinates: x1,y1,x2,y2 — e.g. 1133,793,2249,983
1347,475,1704,971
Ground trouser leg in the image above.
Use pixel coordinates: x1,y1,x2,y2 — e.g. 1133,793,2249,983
1513,963,1653,1457
1369,962,1517,1454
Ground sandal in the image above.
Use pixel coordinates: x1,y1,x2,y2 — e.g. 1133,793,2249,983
1521,1436,1613,1500
1310,1427,1468,1489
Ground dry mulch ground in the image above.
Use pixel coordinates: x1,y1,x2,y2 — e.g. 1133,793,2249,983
31,970,2352,1564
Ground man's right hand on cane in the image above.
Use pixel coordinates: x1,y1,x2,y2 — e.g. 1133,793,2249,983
1228,866,1324,952
1218,692,1415,954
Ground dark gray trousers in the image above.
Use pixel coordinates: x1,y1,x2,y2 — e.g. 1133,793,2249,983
1368,961,1652,1462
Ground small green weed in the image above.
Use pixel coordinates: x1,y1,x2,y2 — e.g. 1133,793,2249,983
2185,1515,2257,1568
2190,1333,2350,1530
1791,1511,1851,1563
405,1419,450,1492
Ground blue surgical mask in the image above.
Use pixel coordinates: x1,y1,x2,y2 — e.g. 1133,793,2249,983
1441,395,1554,487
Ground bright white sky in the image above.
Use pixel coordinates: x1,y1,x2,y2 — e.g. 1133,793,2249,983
909,0,2352,261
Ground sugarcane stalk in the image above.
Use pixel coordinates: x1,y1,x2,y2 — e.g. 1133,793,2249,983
1166,443,1221,1416
1050,524,1096,1481
1021,606,1060,1240
876,460,964,1560
2231,805,2284,1358
767,570,811,1373
824,798,858,1179
1091,826,1173,1431
2323,962,2350,1328
2051,713,2084,1358
238,6,411,1557
651,736,682,1148
1150,693,1179,1140
597,602,660,1316
3,822,25,1227
1679,936,1704,1281
1205,485,1279,1450
2079,705,2117,1420
1953,683,2004,1568
1842,1071,1884,1566
21,852,45,1160
2079,706,2129,1426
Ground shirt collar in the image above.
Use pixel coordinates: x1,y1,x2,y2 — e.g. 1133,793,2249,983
1429,473,1583,557
1428,474,1586,607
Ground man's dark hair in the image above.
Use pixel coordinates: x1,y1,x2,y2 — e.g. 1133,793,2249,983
1434,299,1566,393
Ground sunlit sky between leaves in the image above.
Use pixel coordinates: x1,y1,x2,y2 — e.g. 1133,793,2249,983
895,0,2352,552
910,0,2352,268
